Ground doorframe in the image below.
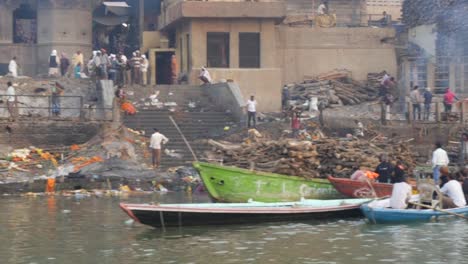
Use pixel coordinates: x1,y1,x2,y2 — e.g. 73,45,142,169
149,48,176,85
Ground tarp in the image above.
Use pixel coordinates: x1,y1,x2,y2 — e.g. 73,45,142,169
103,1,130,16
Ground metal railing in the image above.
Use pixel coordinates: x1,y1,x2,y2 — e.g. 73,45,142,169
406,100,467,124
0,94,114,121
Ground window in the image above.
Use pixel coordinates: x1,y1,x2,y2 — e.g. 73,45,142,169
207,32,229,68
239,33,260,68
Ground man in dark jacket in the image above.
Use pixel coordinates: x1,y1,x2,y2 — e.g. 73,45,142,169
375,154,394,183
423,87,433,120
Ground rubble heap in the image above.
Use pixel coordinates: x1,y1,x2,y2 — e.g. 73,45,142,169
287,70,384,109
205,136,415,179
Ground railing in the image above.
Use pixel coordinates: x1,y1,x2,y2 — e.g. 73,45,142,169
367,13,393,27
0,94,114,122
406,100,467,124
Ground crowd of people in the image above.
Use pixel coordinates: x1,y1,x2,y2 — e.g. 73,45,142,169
8,49,151,87
374,141,468,210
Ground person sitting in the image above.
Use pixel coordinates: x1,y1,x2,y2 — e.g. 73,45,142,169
456,169,468,203
440,173,467,209
389,174,412,209
439,166,450,188
199,67,212,84
375,154,394,183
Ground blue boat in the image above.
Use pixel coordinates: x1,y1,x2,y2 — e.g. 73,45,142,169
361,200,468,224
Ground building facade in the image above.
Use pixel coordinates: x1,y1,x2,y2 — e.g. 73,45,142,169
0,0,93,75
153,0,397,111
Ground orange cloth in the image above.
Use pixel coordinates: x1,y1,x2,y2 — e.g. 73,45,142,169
46,178,56,193
73,156,104,172
121,101,136,115
171,55,178,81
365,171,379,180
70,144,80,151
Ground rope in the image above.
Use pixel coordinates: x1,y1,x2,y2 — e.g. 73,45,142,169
169,115,198,162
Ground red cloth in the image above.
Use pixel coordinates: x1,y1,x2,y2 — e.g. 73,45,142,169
444,89,456,104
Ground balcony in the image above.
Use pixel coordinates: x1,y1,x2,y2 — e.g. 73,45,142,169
159,0,286,29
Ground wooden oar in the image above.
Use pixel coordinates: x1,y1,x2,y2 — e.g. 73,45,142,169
408,201,468,220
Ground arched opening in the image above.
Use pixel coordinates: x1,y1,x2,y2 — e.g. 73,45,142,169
13,3,37,44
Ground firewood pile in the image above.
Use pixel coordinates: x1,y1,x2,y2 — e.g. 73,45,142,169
288,70,384,109
205,137,415,179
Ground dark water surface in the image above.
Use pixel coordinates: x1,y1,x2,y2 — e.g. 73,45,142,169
0,193,467,264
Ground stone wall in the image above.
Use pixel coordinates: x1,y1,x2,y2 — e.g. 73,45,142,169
276,27,397,82
0,121,102,151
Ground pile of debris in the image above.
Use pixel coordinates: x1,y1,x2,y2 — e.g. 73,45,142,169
204,135,415,179
287,70,385,110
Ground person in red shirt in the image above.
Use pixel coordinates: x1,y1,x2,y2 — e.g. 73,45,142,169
291,112,301,138
443,88,459,113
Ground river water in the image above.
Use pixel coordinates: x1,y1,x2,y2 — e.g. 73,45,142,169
0,193,467,264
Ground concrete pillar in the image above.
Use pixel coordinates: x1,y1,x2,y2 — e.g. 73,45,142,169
427,62,435,90
36,0,93,74
449,62,456,91
0,4,13,43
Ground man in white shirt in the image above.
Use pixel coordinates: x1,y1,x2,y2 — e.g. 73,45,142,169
140,54,149,86
440,174,467,208
8,57,18,78
317,1,328,15
410,86,423,121
5,82,16,121
432,142,449,184
150,128,169,168
389,175,412,209
246,95,257,128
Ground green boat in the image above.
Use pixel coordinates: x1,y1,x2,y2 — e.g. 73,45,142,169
193,162,342,203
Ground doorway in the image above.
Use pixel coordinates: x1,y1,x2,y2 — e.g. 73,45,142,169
155,51,174,85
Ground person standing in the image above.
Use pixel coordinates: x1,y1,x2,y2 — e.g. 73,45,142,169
48,50,60,77
443,87,458,113
59,53,70,77
246,95,257,128
282,86,290,110
461,133,468,166
432,142,450,185
410,86,422,121
8,56,18,78
5,82,16,121
423,87,433,120
100,49,110,80
74,62,82,79
140,54,149,86
171,54,178,84
291,112,301,138
375,154,394,183
149,128,169,168
131,51,141,85
71,51,84,78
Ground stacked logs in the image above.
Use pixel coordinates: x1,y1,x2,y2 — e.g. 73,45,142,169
206,138,415,179
288,71,384,108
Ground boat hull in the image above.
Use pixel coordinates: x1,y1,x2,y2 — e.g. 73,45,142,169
328,176,393,198
361,204,468,224
194,162,341,202
120,199,369,228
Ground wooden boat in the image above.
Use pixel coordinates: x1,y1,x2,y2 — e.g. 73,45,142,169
327,176,394,198
193,162,341,203
120,198,371,228
361,199,468,224
327,176,418,198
